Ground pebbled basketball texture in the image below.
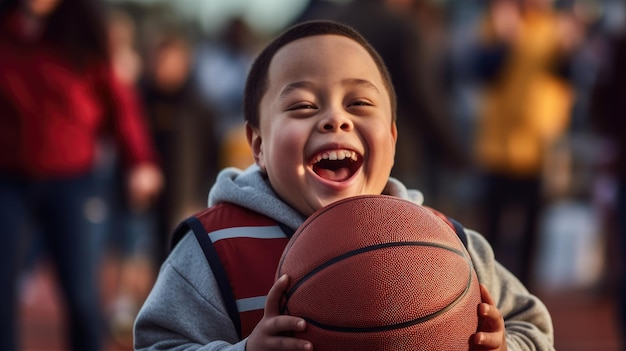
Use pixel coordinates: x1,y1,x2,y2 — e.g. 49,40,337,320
276,195,481,351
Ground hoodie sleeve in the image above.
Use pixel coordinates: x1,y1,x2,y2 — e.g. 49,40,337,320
466,229,556,351
134,232,247,351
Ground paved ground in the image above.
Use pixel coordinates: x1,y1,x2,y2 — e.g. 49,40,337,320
536,288,624,351
17,258,626,351
19,258,134,351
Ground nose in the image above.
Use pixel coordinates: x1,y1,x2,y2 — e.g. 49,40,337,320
318,109,354,132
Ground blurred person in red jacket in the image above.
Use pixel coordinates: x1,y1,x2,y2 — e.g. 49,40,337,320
0,0,163,350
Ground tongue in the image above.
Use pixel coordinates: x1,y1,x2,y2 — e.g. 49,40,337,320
316,167,351,182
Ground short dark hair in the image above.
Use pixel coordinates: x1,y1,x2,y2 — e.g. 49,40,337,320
243,20,397,129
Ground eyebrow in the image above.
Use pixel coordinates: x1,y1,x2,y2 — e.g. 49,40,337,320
279,81,314,99
279,78,381,99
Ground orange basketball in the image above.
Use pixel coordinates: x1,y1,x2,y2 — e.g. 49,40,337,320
276,195,481,351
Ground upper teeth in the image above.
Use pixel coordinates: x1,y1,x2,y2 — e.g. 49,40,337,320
313,150,358,163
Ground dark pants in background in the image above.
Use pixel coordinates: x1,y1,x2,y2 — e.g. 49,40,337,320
0,173,103,351
617,183,626,340
483,172,542,288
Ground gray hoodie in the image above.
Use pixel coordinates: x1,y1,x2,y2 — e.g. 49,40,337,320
134,165,555,350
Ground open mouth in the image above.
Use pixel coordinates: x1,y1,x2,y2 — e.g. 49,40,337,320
311,149,362,182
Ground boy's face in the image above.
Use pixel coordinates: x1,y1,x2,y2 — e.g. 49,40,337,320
248,34,397,216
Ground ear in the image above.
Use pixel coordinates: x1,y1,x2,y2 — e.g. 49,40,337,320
246,122,266,171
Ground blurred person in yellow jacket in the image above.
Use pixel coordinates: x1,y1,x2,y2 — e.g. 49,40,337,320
472,0,583,287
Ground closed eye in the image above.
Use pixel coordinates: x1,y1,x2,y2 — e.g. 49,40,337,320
349,100,373,107
287,103,317,111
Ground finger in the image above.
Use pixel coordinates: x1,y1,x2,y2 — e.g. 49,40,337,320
265,315,307,334
248,316,309,351
478,302,503,331
265,274,290,317
254,316,309,351
480,284,496,306
264,334,313,351
474,330,502,349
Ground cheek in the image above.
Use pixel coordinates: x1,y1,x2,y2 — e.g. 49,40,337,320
367,126,397,177
264,125,305,171
371,125,396,154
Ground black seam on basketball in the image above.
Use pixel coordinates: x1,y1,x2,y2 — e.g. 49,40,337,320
281,241,468,315
299,261,474,333
276,195,425,276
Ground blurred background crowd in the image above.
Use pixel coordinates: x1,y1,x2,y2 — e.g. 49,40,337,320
1,0,626,349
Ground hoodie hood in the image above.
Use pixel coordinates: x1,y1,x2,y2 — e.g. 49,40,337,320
208,165,424,231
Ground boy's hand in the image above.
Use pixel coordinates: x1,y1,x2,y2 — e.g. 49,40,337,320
246,275,313,351
472,284,507,351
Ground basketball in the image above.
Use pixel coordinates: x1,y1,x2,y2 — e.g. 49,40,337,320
276,195,481,351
